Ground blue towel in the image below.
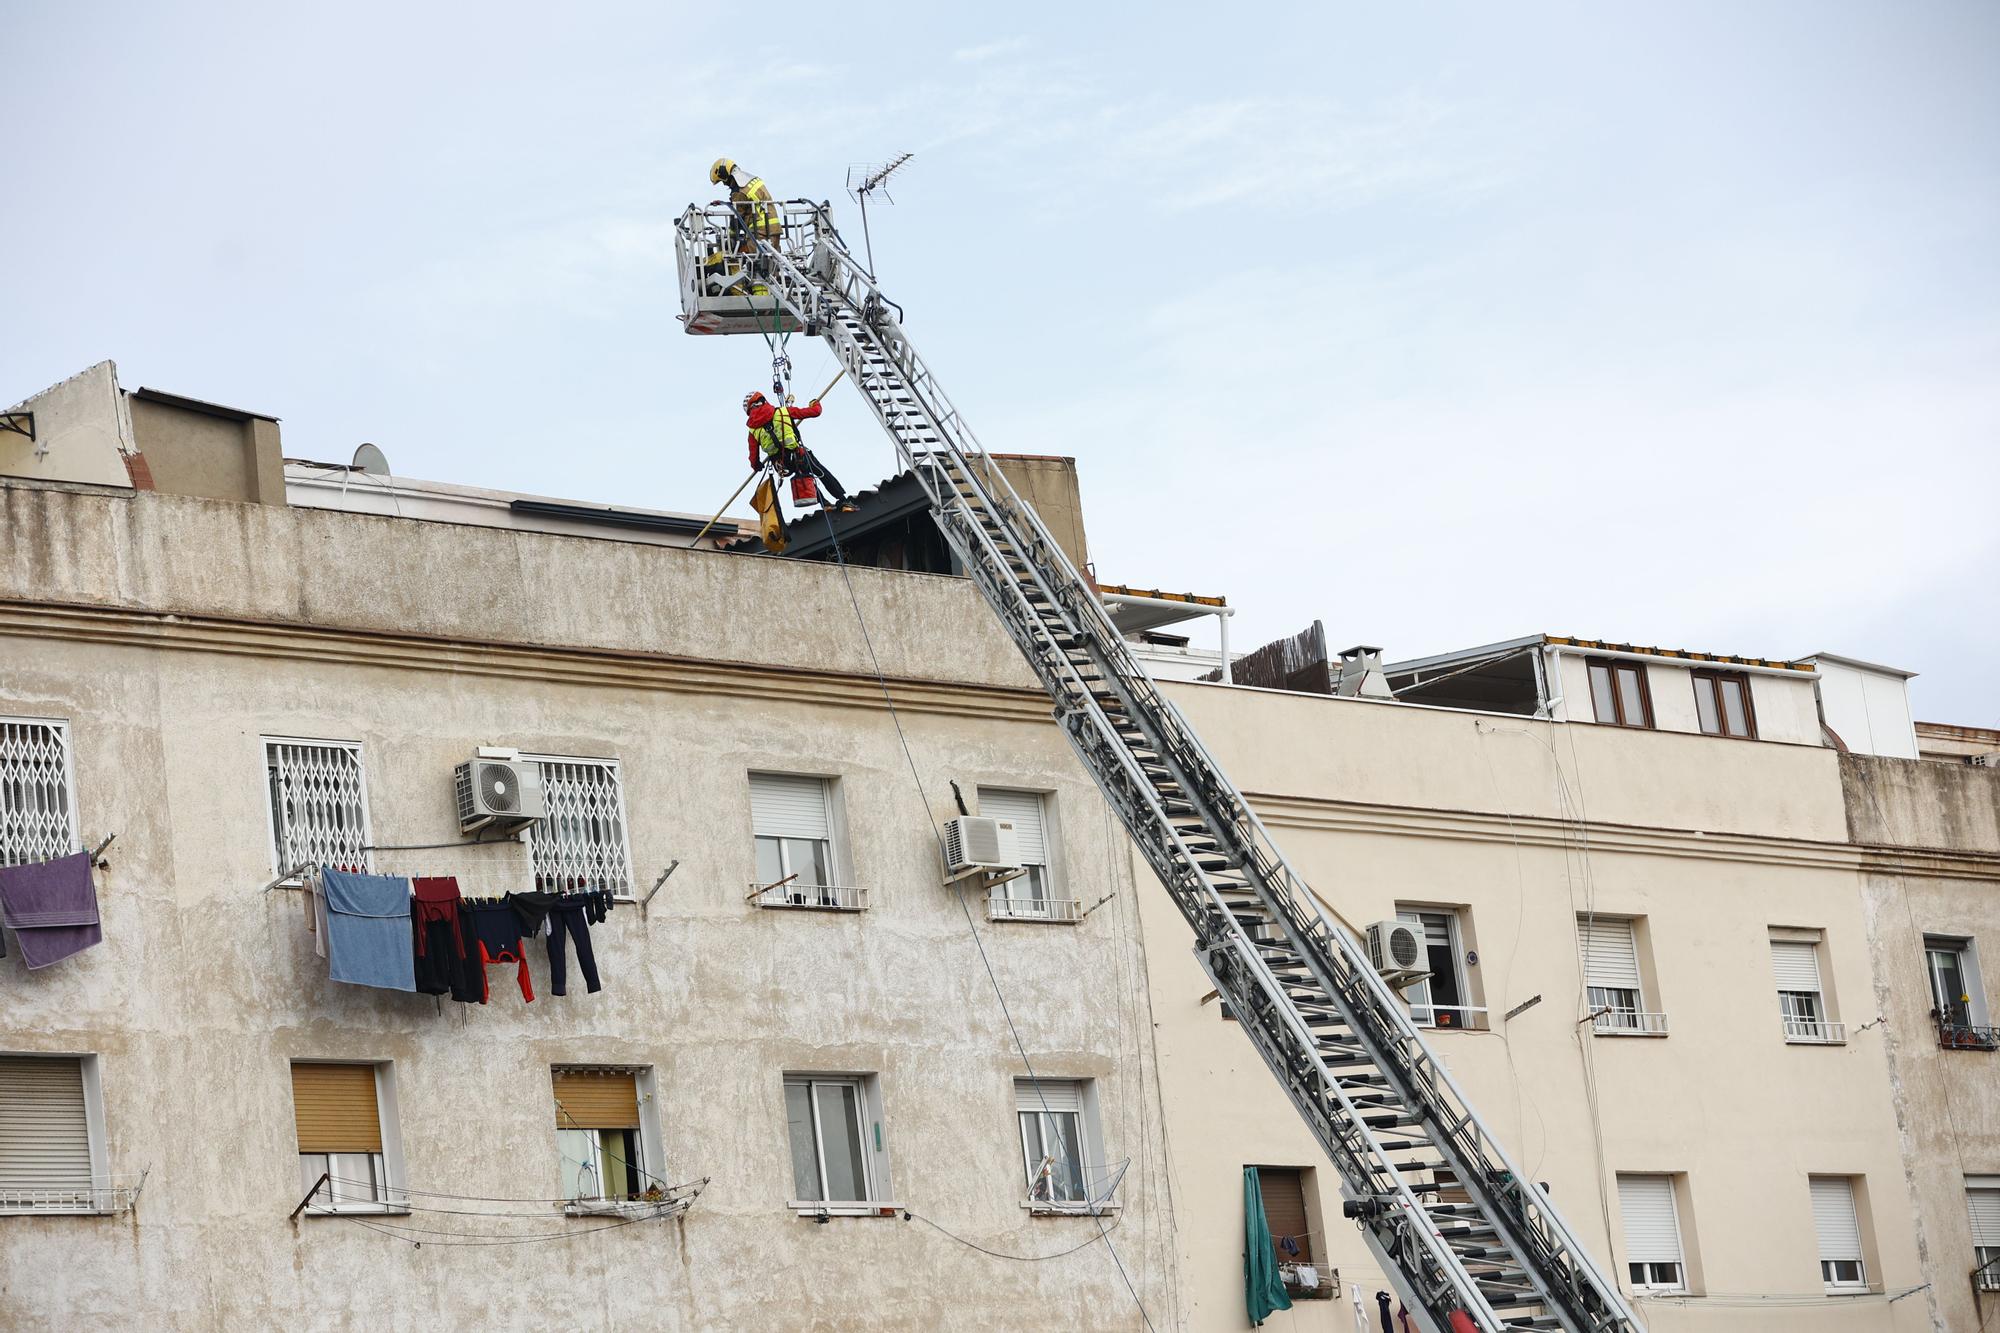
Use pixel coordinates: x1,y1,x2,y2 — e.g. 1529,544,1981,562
321,868,415,992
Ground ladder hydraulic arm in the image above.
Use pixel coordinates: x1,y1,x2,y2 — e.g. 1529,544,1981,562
674,202,1646,1333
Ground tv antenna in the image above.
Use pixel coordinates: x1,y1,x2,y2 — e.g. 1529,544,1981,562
846,152,913,278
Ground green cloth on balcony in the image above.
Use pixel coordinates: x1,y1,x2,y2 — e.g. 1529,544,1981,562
1244,1167,1294,1325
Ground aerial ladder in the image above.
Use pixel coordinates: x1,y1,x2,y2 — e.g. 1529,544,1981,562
675,200,1646,1333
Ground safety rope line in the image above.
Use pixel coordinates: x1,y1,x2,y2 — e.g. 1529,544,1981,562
815,506,1159,1333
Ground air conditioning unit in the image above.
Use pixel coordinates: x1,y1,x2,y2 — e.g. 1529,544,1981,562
454,752,547,835
1366,920,1430,985
941,815,1021,879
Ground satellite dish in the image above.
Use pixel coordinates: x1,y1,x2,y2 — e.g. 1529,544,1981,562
352,442,391,476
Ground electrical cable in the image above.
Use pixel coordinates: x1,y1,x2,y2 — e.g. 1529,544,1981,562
336,1213,648,1247
815,505,1159,1333
906,1208,1122,1262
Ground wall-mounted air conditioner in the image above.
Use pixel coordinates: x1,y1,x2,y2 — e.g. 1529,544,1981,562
942,815,1021,879
454,749,547,835
1365,919,1430,986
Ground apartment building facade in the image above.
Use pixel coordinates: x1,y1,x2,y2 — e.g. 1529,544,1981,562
1137,647,1949,1332
0,477,1181,1330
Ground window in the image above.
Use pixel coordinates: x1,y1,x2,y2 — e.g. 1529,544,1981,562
526,756,634,898
1257,1166,1313,1264
1587,659,1654,729
1617,1174,1687,1292
1398,908,1476,1029
291,1062,399,1213
1967,1177,2000,1291
264,738,370,879
1579,916,1664,1034
1016,1078,1108,1209
1771,934,1843,1043
980,788,1076,921
1810,1177,1867,1290
0,1055,105,1213
1692,670,1756,739
0,718,79,867
1926,937,1994,1049
553,1068,650,1203
784,1075,884,1206
751,774,857,909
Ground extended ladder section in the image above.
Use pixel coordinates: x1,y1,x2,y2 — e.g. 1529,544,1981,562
675,203,1646,1333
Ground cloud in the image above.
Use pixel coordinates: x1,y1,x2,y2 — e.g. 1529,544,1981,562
953,37,1029,64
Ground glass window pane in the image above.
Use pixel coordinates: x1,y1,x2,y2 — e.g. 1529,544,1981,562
1616,667,1647,727
785,1082,822,1201
558,1128,599,1199
1694,679,1720,734
787,838,827,888
603,1128,641,1198
755,836,783,885
816,1083,867,1201
299,1153,329,1202
1720,679,1749,736
1589,664,1617,724
1048,1111,1085,1201
1020,1110,1046,1192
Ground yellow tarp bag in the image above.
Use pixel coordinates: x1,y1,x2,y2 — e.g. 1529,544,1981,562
750,476,787,554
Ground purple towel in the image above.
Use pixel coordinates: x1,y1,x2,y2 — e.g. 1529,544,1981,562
0,852,103,970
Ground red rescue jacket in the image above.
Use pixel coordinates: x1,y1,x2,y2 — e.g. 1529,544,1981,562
745,400,822,469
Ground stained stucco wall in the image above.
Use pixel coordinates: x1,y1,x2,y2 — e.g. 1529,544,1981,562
0,485,1179,1331
1139,682,1928,1333
1845,754,2000,1333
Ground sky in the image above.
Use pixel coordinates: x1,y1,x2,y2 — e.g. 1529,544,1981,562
5,1,1996,722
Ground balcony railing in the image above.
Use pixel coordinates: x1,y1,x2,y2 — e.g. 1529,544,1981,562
987,896,1084,924
0,1180,143,1215
1279,1262,1338,1301
1592,1009,1670,1036
1782,1017,1847,1044
746,881,869,912
1935,1015,2000,1051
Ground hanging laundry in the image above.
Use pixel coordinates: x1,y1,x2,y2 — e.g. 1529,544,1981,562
0,851,102,969
545,897,603,996
411,876,481,1002
506,890,559,940
464,901,534,1003
321,867,416,992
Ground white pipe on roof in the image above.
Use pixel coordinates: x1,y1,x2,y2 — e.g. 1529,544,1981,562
1101,591,1235,684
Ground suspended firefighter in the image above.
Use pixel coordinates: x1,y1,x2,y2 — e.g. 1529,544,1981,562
744,391,852,512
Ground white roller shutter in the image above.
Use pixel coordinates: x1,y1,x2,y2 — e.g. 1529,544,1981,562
0,1056,93,1203
1811,1178,1863,1261
1771,940,1823,992
750,773,832,840
1580,918,1641,990
979,789,1048,866
1617,1175,1682,1264
1967,1179,2000,1247
1015,1078,1081,1113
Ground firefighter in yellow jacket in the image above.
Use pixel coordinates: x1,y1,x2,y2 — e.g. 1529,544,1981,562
711,158,781,249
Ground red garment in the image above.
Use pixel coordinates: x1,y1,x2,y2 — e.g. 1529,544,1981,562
478,941,534,1003
744,399,823,469
410,876,465,958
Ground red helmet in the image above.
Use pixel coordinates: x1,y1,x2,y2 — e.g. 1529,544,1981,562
743,391,766,412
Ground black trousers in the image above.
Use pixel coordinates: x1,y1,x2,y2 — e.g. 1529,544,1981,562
546,903,602,996
788,448,847,504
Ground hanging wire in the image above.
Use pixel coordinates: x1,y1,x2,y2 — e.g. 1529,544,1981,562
814,507,1158,1333
907,1208,1123,1263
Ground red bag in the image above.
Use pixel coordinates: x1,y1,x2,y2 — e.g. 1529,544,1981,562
790,474,819,505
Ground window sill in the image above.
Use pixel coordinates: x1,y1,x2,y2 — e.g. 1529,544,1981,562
1021,1199,1120,1217
0,1205,119,1218
1783,1036,1847,1047
303,1204,411,1218
564,1197,687,1219
1592,1028,1670,1039
787,1201,903,1218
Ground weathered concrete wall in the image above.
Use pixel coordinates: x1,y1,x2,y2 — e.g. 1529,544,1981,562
0,485,1178,1331
1141,683,1927,1332
1,361,134,488
125,396,288,505
1846,753,2000,1333
992,455,1090,575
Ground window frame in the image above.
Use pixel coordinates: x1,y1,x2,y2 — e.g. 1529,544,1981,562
1579,915,1666,1036
1013,1078,1107,1211
0,716,82,869
1967,1176,2000,1291
261,736,373,883
551,1065,662,1208
1770,933,1844,1044
1809,1176,1870,1293
978,787,1059,906
290,1060,406,1217
0,1052,111,1215
750,772,848,908
522,753,637,900
1397,907,1479,1030
1616,1172,1690,1294
1586,658,1655,730
1925,936,1992,1046
1691,668,1757,739
783,1073,892,1212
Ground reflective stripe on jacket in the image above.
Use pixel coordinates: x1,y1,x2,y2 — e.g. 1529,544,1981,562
734,177,780,238
751,408,802,458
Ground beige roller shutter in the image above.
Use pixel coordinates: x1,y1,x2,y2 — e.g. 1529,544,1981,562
1618,1174,1683,1265
979,789,1049,867
750,773,832,839
1580,917,1641,990
0,1056,93,1198
553,1070,640,1130
291,1063,382,1153
1811,1177,1863,1262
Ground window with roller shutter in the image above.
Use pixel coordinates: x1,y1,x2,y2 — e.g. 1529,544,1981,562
553,1068,647,1201
750,773,850,907
1579,916,1658,1034
1810,1176,1868,1289
1616,1173,1688,1291
1770,934,1841,1043
0,1055,99,1213
1256,1167,1312,1265
291,1062,398,1212
979,787,1068,917
1967,1177,2000,1291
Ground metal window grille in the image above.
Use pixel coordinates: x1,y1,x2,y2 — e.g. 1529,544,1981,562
525,757,634,897
264,739,370,875
0,719,79,868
